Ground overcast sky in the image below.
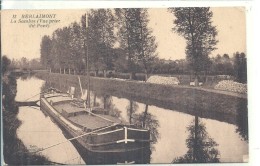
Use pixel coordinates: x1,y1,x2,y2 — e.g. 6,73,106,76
2,7,246,60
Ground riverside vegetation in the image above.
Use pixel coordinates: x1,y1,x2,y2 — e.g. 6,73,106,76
2,75,52,165
2,56,51,165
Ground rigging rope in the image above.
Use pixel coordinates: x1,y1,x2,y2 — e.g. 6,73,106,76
32,123,119,154
22,92,43,102
21,87,55,102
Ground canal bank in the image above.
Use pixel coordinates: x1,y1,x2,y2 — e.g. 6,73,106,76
35,72,247,126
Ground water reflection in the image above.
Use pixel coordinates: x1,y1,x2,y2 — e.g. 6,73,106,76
3,75,52,165
91,92,159,154
14,77,85,164
127,100,138,124
101,94,121,118
20,73,34,81
2,75,17,113
235,99,248,142
173,116,220,163
40,81,152,164
38,75,248,163
132,105,160,146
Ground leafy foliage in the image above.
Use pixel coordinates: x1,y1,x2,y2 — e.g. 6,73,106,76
168,7,218,75
2,55,11,74
40,35,52,69
233,52,247,83
115,9,158,78
88,9,116,71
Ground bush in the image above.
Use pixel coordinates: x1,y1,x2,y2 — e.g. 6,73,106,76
134,73,147,81
115,73,131,80
97,71,104,77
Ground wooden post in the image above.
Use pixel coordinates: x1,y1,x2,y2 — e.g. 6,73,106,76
60,68,61,74
104,70,107,78
64,68,65,74
69,68,71,75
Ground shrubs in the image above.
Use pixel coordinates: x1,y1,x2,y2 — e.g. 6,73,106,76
147,75,180,86
135,73,147,81
214,80,247,94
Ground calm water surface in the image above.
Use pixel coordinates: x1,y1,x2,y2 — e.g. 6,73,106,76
16,77,85,164
16,76,248,164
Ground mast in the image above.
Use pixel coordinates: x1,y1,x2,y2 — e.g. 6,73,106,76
84,13,91,109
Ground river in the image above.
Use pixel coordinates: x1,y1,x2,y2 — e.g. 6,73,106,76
15,76,248,164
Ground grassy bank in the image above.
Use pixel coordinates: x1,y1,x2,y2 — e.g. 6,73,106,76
2,74,51,165
35,72,247,126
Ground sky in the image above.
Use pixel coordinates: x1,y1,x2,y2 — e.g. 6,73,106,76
2,7,246,60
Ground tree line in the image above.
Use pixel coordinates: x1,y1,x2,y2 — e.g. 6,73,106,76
39,8,246,83
152,52,247,83
8,57,42,70
40,9,157,80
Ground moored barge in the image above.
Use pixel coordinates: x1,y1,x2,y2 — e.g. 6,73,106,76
40,89,151,164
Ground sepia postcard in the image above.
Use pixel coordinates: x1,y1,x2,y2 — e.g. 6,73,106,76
1,0,257,165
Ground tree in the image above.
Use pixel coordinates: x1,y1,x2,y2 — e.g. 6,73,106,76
115,9,158,80
112,48,128,72
87,9,116,72
40,35,52,69
49,32,59,70
211,53,233,75
168,8,218,84
68,22,85,72
134,9,158,80
20,57,30,69
2,55,11,74
49,27,72,71
233,52,247,83
29,58,42,70
115,9,142,78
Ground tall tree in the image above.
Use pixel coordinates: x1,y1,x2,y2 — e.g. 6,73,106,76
168,7,218,84
115,8,157,79
233,52,247,83
49,27,71,71
87,9,116,72
115,8,141,78
40,35,52,69
134,9,158,80
69,22,85,73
